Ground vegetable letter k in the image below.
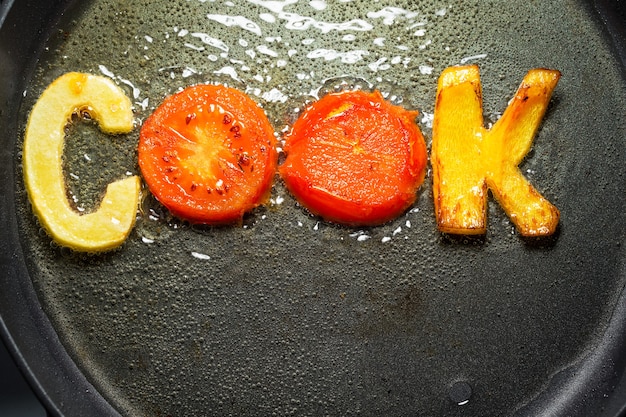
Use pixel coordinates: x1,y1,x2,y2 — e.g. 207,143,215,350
432,65,561,237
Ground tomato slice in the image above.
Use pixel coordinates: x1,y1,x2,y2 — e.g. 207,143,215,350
279,90,427,226
138,84,277,224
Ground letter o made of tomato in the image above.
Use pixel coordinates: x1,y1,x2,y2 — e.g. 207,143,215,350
279,90,427,226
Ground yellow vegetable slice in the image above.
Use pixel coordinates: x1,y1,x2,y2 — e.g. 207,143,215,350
23,72,140,252
432,65,561,237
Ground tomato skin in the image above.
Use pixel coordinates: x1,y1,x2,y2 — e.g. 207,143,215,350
138,84,277,224
279,90,427,226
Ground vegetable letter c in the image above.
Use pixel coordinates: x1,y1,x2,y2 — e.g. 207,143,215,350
23,72,140,252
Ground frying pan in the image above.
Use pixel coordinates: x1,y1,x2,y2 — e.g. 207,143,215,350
1,0,625,416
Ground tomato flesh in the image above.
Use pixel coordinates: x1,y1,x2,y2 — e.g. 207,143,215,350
279,90,427,226
139,85,277,224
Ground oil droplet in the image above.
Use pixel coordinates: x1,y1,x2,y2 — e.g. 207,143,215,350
191,251,210,260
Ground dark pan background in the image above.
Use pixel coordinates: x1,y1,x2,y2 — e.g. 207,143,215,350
0,0,625,416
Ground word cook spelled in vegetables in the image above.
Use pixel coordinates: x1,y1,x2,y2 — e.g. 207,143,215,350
23,66,562,252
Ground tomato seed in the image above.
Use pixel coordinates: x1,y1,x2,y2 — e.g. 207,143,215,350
238,154,251,166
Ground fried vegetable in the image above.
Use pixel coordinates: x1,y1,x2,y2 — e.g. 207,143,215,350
432,65,561,236
23,72,140,252
138,84,277,224
279,90,428,226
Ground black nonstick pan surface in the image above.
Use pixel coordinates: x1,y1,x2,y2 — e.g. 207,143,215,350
1,0,625,416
